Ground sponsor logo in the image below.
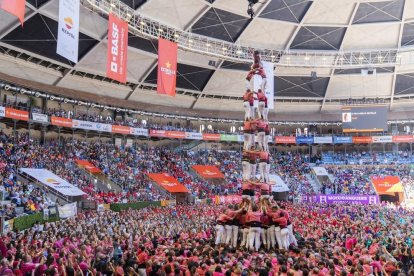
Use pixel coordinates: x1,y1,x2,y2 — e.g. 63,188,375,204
110,22,119,73
160,61,176,76
162,180,177,187
46,178,60,185
202,170,217,176
64,17,73,29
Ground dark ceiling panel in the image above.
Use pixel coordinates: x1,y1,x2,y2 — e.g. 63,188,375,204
191,8,250,42
119,0,147,9
401,23,414,47
27,0,50,8
334,67,395,75
1,14,98,65
395,74,414,95
221,61,250,71
352,0,404,24
145,64,215,91
259,0,312,23
275,76,329,97
290,26,346,50
128,34,158,54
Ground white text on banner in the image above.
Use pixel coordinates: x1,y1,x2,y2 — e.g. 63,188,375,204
57,0,80,63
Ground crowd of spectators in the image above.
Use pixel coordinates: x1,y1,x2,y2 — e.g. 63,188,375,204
1,202,414,276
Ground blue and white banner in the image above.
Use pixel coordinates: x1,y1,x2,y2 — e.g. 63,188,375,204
185,132,203,140
314,136,333,144
296,136,314,144
32,113,48,123
57,0,80,63
333,136,353,144
130,127,149,137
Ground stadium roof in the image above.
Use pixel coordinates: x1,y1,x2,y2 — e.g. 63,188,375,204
1,0,414,119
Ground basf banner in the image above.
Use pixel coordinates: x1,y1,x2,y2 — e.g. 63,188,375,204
57,0,80,63
106,14,128,83
157,38,177,96
342,105,388,132
20,168,85,196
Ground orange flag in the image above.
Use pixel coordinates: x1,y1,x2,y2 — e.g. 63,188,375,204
1,0,26,26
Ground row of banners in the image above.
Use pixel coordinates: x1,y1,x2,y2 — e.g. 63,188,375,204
3,108,414,144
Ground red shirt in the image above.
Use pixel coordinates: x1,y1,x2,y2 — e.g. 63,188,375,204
247,211,262,223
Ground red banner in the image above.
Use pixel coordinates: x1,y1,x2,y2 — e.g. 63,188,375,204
1,0,25,26
157,38,177,96
192,165,224,179
275,136,296,144
202,133,221,141
112,125,130,135
51,116,73,127
352,136,372,144
106,13,128,83
166,131,185,139
147,173,188,193
75,160,102,173
392,135,414,143
5,108,28,121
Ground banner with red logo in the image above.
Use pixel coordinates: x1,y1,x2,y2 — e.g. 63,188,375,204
56,0,80,63
1,0,25,26
112,125,130,135
5,108,28,121
352,136,372,144
392,135,414,143
150,129,167,137
75,160,102,174
157,38,177,96
275,136,296,144
370,175,404,195
202,133,221,141
166,131,185,139
106,13,128,83
51,116,73,127
192,165,224,179
147,173,188,193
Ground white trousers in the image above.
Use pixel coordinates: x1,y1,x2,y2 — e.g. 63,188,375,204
240,228,249,247
250,163,257,180
288,224,298,246
260,228,267,246
267,226,276,249
249,227,261,251
275,226,282,249
280,228,289,250
243,101,251,120
225,225,239,247
244,133,254,150
266,164,270,182
259,162,268,182
215,225,225,245
258,102,265,119
242,161,251,180
257,131,265,150
264,135,269,152
262,107,269,121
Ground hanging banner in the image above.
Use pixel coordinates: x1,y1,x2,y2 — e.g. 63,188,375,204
275,136,296,144
220,134,239,142
333,136,353,144
51,116,73,128
353,136,372,144
130,127,149,137
5,108,29,121
314,194,379,205
166,131,185,139
106,13,128,83
147,173,188,193
296,136,314,144
392,135,414,143
56,0,80,63
150,129,167,137
58,202,77,219
112,125,130,135
313,136,333,144
202,133,221,141
192,165,224,179
32,113,48,123
1,0,26,26
157,38,177,96
372,136,392,143
185,132,203,140
0,106,5,117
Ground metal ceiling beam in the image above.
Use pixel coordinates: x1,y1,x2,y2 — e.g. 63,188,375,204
390,0,408,110
124,60,158,100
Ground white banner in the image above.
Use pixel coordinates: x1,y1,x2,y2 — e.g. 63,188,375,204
314,136,333,144
125,139,133,147
20,168,85,196
312,167,329,176
185,132,202,140
372,136,392,143
0,106,5,117
57,0,80,63
32,113,48,123
130,127,149,137
95,123,112,133
72,119,94,131
269,174,289,192
58,202,77,219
